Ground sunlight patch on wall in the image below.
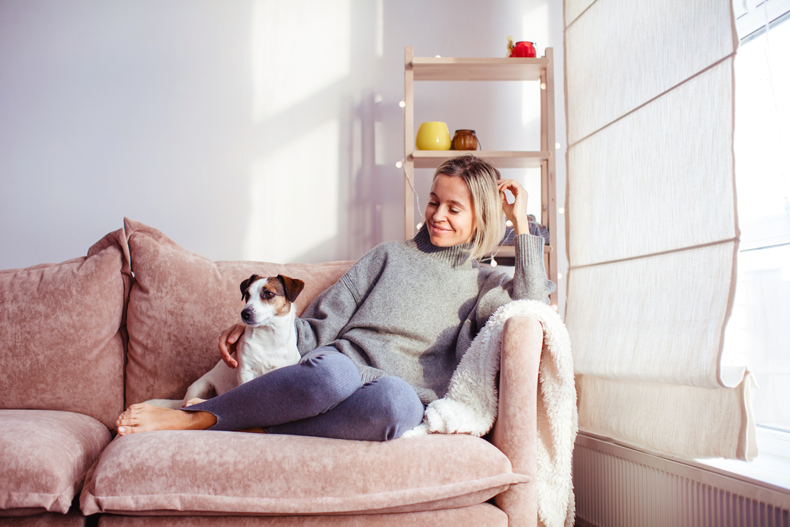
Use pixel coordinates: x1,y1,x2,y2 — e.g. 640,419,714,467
522,4,549,57
521,4,549,127
251,0,351,122
243,120,340,262
376,0,384,58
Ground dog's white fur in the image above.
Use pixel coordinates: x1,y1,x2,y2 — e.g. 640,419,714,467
147,275,303,410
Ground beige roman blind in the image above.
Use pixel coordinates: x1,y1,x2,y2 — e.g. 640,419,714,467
564,0,756,460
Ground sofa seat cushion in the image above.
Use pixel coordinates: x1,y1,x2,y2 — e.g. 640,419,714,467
80,432,528,516
0,410,111,517
95,503,508,526
121,218,354,407
0,510,89,526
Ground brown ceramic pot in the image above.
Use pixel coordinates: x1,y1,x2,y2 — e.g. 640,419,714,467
451,130,479,150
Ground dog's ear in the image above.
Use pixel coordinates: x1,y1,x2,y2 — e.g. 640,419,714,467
239,274,260,300
278,275,305,303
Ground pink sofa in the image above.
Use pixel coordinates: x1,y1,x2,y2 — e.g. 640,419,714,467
0,218,542,527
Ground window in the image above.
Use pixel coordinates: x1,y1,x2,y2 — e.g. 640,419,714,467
723,0,790,447
697,0,790,488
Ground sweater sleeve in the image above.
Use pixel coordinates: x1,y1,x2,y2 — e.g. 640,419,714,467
473,232,556,330
294,244,388,356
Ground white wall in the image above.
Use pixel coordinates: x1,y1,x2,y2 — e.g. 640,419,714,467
0,0,566,307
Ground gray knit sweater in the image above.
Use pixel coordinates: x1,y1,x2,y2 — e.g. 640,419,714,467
294,225,556,404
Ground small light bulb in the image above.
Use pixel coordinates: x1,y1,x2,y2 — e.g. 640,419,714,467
558,207,565,214
506,220,513,227
399,100,406,108
557,272,563,280
555,142,561,150
416,222,423,230
395,161,403,169
435,55,441,58
540,83,546,90
551,304,558,312
490,258,498,267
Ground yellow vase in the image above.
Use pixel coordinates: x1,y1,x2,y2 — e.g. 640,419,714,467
416,122,452,150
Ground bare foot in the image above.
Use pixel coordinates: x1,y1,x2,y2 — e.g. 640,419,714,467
241,427,267,434
184,398,206,408
116,403,217,436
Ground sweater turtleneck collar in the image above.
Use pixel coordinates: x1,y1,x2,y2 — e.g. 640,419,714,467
407,223,476,269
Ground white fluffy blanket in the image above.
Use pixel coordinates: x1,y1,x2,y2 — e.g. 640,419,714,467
403,300,578,527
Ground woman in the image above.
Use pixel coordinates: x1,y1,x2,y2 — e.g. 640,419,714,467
116,155,555,440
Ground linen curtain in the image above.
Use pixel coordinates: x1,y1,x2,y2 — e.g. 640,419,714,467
564,0,756,460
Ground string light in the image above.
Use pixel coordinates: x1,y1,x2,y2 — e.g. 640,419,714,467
540,83,547,90
399,100,406,108
435,55,441,58
551,304,558,312
505,220,513,227
558,207,565,215
557,272,563,280
555,142,561,150
490,258,498,267
401,163,422,233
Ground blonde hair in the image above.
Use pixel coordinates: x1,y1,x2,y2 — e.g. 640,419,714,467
432,155,505,260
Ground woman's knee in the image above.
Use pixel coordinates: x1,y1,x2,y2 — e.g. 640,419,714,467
364,377,424,439
298,348,361,405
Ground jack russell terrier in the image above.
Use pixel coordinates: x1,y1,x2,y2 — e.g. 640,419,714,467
147,274,305,409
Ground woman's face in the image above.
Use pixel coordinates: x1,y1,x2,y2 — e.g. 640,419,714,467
425,174,477,247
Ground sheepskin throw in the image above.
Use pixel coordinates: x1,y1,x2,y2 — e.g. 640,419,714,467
404,300,577,527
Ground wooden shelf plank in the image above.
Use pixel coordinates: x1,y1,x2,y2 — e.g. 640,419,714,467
411,57,550,81
410,150,551,169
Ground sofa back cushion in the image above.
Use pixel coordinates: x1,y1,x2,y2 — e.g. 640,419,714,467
123,218,353,406
0,229,131,428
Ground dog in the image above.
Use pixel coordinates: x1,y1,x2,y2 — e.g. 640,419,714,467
147,274,305,409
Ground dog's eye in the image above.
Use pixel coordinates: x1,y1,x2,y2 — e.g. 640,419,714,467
262,291,275,300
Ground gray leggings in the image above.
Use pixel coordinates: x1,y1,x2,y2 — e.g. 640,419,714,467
185,347,425,441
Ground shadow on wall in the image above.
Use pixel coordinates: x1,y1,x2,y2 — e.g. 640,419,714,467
241,0,408,265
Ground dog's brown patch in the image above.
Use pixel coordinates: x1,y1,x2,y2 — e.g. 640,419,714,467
240,274,262,301
277,274,305,303
260,278,291,316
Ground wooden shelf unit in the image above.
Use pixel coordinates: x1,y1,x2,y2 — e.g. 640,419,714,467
403,47,558,305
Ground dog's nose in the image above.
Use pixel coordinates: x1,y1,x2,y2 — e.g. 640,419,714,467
241,308,253,324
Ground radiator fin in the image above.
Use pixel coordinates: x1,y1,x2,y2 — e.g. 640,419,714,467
575,441,790,527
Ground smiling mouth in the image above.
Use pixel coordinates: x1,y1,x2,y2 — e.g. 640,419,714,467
430,223,452,234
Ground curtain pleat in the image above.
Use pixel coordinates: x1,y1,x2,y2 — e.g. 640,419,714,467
576,374,757,460
564,0,755,460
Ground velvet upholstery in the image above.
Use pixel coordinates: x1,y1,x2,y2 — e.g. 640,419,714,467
0,410,111,517
0,230,130,428
492,316,542,527
0,509,88,527
96,503,507,526
80,432,527,516
122,218,353,407
2,221,542,526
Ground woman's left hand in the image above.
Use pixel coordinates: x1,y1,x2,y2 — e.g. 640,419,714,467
497,179,530,234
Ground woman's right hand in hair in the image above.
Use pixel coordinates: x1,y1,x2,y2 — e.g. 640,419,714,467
218,324,246,368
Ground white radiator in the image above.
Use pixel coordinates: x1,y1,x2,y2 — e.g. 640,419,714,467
574,433,790,527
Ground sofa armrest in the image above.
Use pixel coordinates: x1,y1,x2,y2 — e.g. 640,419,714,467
491,315,542,527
